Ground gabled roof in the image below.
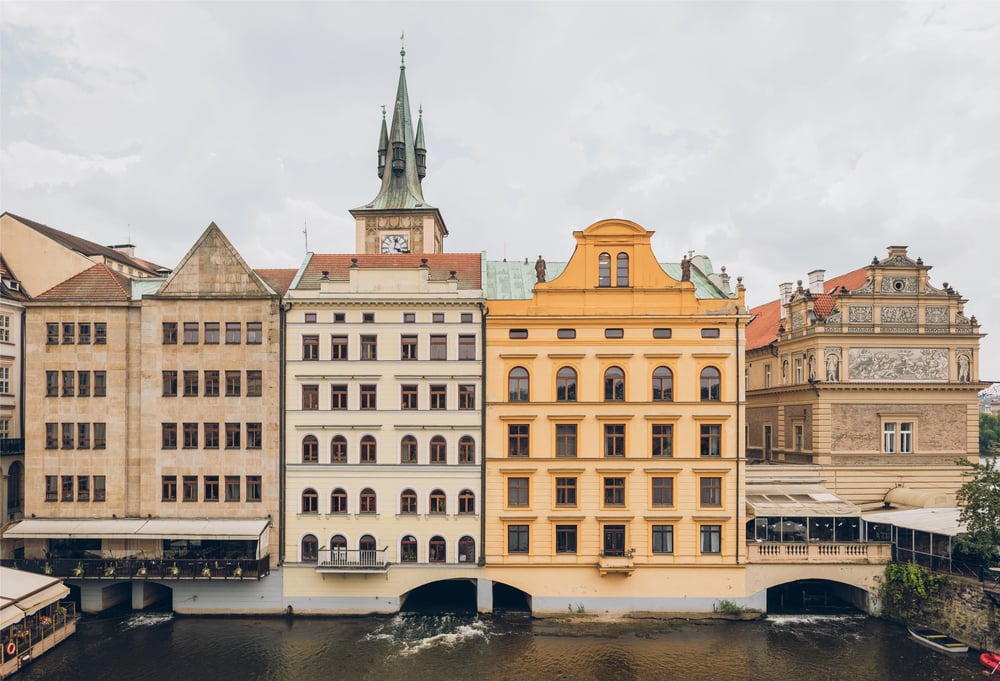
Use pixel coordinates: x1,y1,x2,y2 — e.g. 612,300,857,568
746,267,868,351
0,256,30,301
255,269,297,296
2,212,168,275
155,223,276,298
292,253,482,291
34,264,132,301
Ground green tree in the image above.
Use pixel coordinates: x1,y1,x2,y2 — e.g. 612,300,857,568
981,413,1000,453
878,563,947,620
953,457,1000,563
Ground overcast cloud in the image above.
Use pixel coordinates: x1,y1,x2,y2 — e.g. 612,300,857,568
2,2,998,379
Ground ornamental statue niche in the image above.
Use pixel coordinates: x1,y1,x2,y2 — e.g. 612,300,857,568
957,353,971,383
825,352,840,382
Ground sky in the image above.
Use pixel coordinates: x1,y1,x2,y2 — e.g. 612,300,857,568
2,2,999,380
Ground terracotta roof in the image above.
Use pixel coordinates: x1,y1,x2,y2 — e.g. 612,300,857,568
746,268,868,351
0,256,30,301
2,212,168,275
255,268,297,296
34,264,132,301
294,253,482,291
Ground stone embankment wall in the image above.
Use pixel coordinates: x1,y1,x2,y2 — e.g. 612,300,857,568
891,575,999,651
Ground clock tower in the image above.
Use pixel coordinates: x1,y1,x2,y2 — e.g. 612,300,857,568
350,44,448,255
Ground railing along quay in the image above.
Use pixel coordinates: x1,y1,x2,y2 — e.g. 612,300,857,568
1,556,270,580
746,542,893,563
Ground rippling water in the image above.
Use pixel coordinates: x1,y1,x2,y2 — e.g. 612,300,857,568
13,611,986,681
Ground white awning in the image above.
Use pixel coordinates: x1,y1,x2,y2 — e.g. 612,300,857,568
1,596,25,630
0,567,70,623
2,518,270,541
746,483,859,518
137,519,270,540
861,507,965,537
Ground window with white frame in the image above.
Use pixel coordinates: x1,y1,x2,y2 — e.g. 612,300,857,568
0,366,9,394
882,419,914,454
0,315,9,342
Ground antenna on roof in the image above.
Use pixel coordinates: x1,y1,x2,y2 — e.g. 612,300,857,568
303,219,309,253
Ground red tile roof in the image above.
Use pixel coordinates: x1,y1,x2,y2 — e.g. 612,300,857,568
746,268,869,351
34,264,132,302
255,268,297,296
295,253,482,291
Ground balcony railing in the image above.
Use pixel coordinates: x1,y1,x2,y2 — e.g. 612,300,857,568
315,548,388,573
1,601,77,671
1,556,270,580
0,438,24,455
745,542,892,564
597,553,636,575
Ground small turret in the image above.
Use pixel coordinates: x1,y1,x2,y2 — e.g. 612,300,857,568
377,106,388,179
415,106,427,179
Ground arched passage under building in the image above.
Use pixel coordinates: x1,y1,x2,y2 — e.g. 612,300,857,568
767,579,870,614
399,579,477,613
491,582,531,613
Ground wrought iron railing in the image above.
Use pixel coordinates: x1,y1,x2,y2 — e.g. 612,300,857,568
0,438,24,455
1,556,270,580
316,548,387,570
1,601,76,665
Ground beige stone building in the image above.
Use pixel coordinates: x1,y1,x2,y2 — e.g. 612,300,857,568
1,257,28,526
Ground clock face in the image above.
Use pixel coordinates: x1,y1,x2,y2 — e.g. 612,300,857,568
381,234,409,254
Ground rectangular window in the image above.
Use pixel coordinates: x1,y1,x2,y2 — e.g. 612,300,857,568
0,315,10,343
652,525,674,554
162,422,177,449
62,322,75,344
764,364,772,388
46,423,58,449
556,525,578,554
331,384,348,410
363,312,375,323
93,423,106,449
93,476,106,501
245,423,261,449
701,328,721,338
507,477,529,507
429,384,447,410
247,370,262,397
162,476,177,502
795,358,804,384
78,371,90,396
401,384,418,410
603,525,626,556
900,422,913,453
304,312,317,323
225,370,241,397
400,335,418,360
45,476,58,501
333,312,345,323
360,384,377,410
509,329,528,339
246,475,262,502
652,477,674,507
458,384,476,410
700,525,722,554
225,423,241,449
183,322,199,344
204,476,220,502
700,477,722,507
700,424,722,457
204,322,220,344
183,422,199,448
331,335,348,360
204,370,220,396
302,334,319,360
557,328,576,339
77,475,90,501
61,371,74,397
94,322,106,344
458,335,476,360
46,371,58,397
46,322,59,345
225,476,241,502
432,312,444,323
430,335,447,360
508,525,529,554
603,477,626,506
183,476,198,501
652,424,674,457
246,321,262,344
61,422,74,449
77,422,90,449
604,423,625,457
78,322,91,344
604,328,624,339
555,477,577,507
507,424,529,457
556,423,577,457
794,424,804,451
60,475,74,501
93,370,106,397
403,312,416,324
225,322,241,344
162,322,177,344
360,335,377,360
204,422,219,448
183,370,199,396
883,421,914,454
653,328,672,339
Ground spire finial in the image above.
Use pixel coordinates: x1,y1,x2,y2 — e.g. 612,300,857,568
381,104,386,119
419,105,423,117
400,31,405,66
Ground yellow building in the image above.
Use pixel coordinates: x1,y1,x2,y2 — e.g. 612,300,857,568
483,219,751,614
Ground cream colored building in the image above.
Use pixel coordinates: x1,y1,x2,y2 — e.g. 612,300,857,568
483,219,752,613
1,257,28,526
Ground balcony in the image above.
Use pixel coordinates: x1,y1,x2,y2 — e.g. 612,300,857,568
1,556,270,581
0,438,24,456
315,548,388,574
745,542,892,564
597,552,635,576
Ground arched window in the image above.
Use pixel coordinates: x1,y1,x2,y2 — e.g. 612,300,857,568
360,435,377,463
359,488,377,513
330,534,347,552
301,534,318,562
508,367,529,401
556,366,577,401
302,435,318,463
359,534,377,551
458,536,476,563
458,436,476,464
400,489,417,514
598,252,611,287
429,489,447,514
604,366,625,401
652,366,673,401
400,435,417,463
429,535,447,563
400,535,418,562
616,252,629,287
700,366,721,401
430,436,447,464
301,488,318,514
458,489,475,514
330,435,347,463
330,488,347,513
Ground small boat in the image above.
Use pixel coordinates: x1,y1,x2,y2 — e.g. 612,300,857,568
906,626,969,654
981,651,1000,674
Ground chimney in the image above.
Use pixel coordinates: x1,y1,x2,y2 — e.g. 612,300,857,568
110,243,136,258
778,282,793,320
807,269,826,295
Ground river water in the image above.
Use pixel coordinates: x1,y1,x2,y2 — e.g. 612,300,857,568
13,610,988,681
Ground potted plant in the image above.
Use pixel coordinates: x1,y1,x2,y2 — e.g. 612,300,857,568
168,563,179,577
43,563,53,575
232,565,243,578
72,563,84,577
103,564,115,577
200,565,212,578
